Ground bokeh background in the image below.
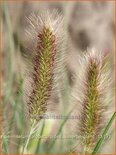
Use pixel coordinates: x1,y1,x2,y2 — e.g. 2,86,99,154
1,1,115,154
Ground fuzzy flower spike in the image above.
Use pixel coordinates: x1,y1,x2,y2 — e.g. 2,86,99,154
73,49,113,154
24,10,65,121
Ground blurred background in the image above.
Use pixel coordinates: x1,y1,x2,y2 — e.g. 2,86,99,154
1,1,115,154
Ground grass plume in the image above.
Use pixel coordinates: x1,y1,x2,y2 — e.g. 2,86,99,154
72,49,113,154
24,11,65,121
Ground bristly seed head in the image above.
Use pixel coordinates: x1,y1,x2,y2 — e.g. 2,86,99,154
72,49,113,153
24,11,65,121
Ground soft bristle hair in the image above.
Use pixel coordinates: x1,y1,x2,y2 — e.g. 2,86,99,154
72,49,113,153
24,10,65,121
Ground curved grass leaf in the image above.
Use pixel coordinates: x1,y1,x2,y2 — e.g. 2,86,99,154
92,112,116,154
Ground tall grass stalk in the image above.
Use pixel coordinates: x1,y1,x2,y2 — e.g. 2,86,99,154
22,120,36,154
2,1,14,106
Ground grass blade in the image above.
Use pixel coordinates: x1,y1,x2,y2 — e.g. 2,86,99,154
92,112,116,154
48,107,75,153
2,1,15,106
35,120,45,153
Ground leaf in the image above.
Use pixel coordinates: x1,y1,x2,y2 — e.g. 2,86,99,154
92,112,116,154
